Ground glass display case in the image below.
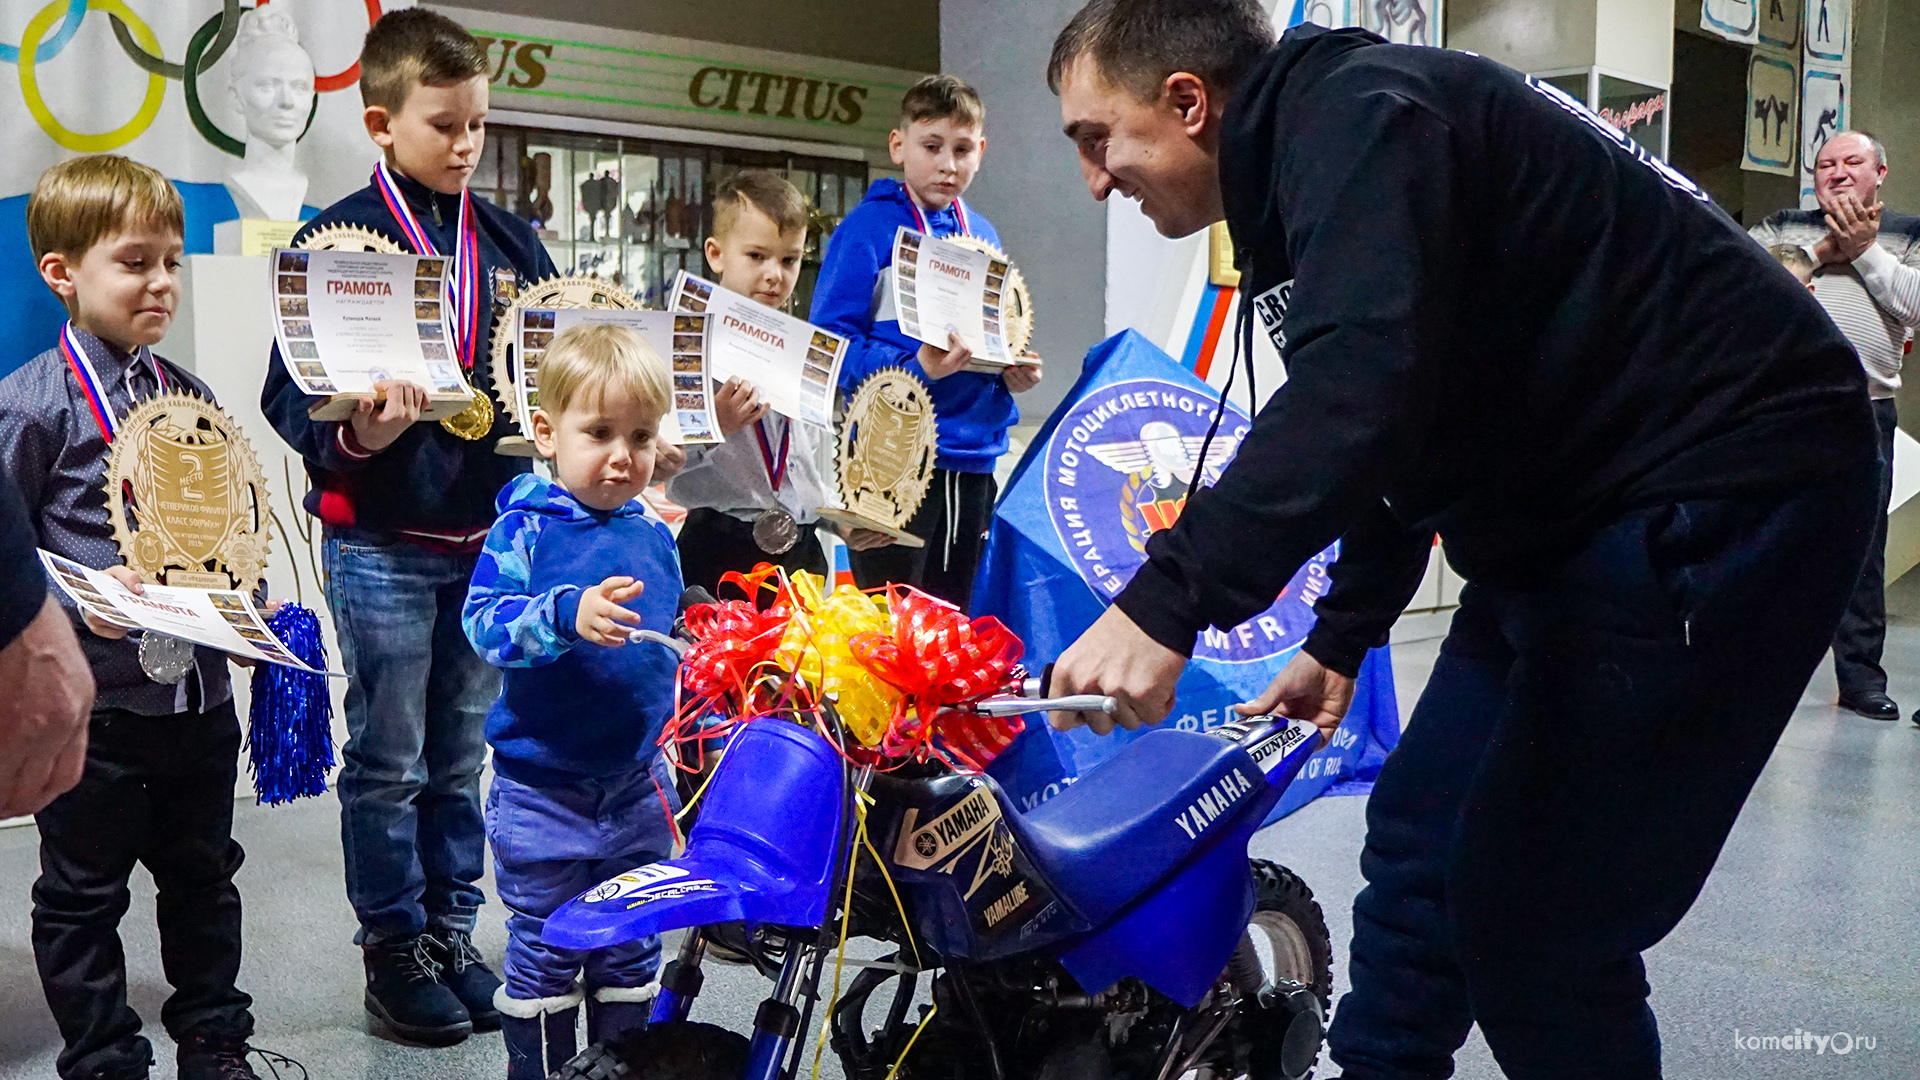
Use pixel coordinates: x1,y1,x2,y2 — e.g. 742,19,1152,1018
469,123,870,314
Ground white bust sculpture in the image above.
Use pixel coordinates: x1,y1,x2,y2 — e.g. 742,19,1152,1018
223,9,316,222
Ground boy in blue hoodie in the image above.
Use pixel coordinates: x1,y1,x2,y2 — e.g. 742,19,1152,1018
464,322,683,1078
260,10,558,1044
811,75,1043,609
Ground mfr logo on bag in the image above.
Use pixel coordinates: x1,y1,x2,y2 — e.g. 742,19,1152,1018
1043,377,1335,663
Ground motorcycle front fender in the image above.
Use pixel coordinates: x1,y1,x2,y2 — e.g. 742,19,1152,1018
545,719,849,951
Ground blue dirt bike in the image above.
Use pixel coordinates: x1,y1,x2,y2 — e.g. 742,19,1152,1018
543,673,1333,1080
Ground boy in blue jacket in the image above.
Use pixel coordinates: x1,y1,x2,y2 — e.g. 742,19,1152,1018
463,323,683,1079
810,75,1043,609
260,9,558,1044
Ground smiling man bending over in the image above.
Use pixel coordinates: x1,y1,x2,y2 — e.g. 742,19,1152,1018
1043,2,1878,1078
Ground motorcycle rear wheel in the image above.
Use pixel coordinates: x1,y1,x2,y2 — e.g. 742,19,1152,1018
549,1021,750,1080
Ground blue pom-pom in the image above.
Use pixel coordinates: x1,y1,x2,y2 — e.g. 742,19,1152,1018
247,603,336,806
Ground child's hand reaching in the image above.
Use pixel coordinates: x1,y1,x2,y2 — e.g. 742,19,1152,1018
576,576,645,646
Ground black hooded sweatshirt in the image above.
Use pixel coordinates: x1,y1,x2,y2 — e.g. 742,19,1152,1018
1113,25,1875,676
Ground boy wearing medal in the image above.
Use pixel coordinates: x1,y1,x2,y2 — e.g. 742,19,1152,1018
666,170,892,597
463,324,684,1078
259,8,556,1046
0,156,263,1080
811,75,1044,610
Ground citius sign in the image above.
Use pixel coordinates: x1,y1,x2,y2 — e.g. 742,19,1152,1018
687,68,868,127
440,6,919,150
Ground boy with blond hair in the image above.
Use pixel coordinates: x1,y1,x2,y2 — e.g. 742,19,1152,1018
667,168,890,596
811,75,1042,609
261,8,559,1043
0,155,263,1080
463,323,684,1077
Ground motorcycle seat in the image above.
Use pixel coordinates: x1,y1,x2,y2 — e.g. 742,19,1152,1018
998,729,1263,925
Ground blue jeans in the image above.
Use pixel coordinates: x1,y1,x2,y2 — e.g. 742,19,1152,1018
1327,481,1877,1080
486,756,680,999
324,528,497,944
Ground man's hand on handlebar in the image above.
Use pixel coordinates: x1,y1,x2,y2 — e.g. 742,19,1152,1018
1047,605,1186,735
1234,650,1353,738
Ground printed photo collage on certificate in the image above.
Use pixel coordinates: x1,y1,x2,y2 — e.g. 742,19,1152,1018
888,228,1016,367
274,249,333,394
893,230,923,342
273,249,465,400
983,255,1011,346
670,270,846,431
516,307,721,445
671,312,719,442
39,551,325,674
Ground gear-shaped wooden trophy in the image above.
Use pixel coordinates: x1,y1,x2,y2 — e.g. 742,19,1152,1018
105,392,272,593
815,368,938,548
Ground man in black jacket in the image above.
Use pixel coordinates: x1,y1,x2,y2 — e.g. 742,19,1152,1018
1046,2,1878,1077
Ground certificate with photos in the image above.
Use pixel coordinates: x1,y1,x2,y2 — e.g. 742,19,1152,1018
888,227,1015,368
39,550,345,677
669,271,845,430
269,247,470,399
517,308,721,445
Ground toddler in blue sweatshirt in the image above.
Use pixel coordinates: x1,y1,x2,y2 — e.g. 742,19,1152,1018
811,75,1043,610
463,323,683,1078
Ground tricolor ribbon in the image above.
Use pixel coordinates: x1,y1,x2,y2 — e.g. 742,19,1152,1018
372,162,483,371
60,322,164,443
754,417,791,495
906,194,972,240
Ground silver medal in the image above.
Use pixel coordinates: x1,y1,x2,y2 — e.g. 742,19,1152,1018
138,633,195,684
752,508,800,555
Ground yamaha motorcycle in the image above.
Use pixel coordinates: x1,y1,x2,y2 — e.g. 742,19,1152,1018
546,619,1334,1080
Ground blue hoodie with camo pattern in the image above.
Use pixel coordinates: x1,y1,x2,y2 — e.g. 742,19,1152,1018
463,473,682,785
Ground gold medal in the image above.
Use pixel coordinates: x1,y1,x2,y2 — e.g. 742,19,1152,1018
439,389,495,441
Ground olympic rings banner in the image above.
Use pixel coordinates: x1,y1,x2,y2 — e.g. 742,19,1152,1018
0,1,405,375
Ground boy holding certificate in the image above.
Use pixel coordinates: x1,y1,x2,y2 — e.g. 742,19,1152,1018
463,324,684,1078
811,75,1043,610
259,8,556,1046
666,170,891,596
0,157,264,1080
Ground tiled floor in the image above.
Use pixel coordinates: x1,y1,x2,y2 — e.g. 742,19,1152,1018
3,586,1919,1078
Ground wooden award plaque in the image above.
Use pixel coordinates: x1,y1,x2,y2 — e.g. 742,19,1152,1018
105,392,272,590
296,225,481,426
489,275,646,456
815,369,938,548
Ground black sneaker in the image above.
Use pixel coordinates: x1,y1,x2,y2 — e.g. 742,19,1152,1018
424,927,503,1032
364,935,472,1046
175,1030,259,1080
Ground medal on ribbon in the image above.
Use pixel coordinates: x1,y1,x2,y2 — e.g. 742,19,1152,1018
372,163,495,441
751,418,799,555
